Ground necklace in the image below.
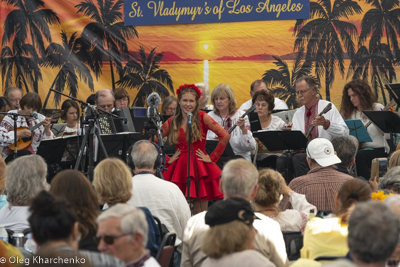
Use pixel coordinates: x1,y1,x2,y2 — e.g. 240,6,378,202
219,113,230,127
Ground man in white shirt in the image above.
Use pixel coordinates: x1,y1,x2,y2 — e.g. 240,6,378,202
127,140,191,266
239,80,288,111
181,158,289,267
276,76,349,183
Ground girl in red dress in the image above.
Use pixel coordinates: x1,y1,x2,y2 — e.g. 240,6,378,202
162,84,230,214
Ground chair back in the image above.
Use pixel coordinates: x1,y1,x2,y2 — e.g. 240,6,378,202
282,231,303,261
156,233,176,267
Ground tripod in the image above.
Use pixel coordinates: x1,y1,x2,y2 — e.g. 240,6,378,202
74,105,108,182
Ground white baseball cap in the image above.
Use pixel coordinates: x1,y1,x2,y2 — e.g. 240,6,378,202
306,138,341,167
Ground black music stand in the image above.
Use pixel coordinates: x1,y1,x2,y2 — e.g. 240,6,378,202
253,130,308,151
363,111,400,152
345,119,372,143
36,138,70,164
253,130,309,183
249,111,261,132
98,132,148,163
205,140,235,157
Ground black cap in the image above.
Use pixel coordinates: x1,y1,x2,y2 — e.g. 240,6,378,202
205,198,257,227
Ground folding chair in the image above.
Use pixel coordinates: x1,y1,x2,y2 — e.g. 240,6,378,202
156,233,176,267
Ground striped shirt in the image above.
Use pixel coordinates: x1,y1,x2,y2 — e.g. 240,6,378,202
280,166,353,212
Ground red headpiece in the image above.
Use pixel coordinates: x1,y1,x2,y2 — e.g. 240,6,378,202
176,84,202,98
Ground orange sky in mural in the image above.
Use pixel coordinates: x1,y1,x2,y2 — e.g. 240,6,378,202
0,0,372,60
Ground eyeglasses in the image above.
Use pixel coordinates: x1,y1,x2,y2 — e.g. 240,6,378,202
115,98,128,103
8,98,21,103
94,233,130,245
295,89,311,96
166,107,176,111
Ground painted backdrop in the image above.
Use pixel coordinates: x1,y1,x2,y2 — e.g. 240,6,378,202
1,0,399,109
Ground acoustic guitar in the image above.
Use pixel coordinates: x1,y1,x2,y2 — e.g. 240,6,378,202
9,114,57,150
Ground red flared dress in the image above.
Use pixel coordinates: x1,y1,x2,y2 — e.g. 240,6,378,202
162,111,230,200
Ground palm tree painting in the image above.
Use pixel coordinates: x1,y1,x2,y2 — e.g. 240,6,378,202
41,31,94,106
1,41,41,93
1,0,60,92
293,0,362,101
348,44,396,105
116,46,174,107
75,0,138,91
262,48,313,108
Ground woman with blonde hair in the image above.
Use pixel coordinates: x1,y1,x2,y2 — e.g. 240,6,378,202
253,168,316,233
93,157,160,257
201,197,275,267
207,83,256,162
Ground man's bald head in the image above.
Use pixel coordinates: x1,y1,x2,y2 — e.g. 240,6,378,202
95,89,114,113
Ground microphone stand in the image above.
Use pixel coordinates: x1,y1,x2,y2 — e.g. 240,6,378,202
0,112,38,160
187,118,192,208
47,89,119,181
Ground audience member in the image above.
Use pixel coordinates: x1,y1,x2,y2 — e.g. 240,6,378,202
323,201,400,267
0,155,7,210
97,204,161,267
0,155,49,232
207,83,257,161
127,140,191,265
239,80,288,111
388,150,400,170
330,136,358,176
95,89,114,113
93,157,160,257
28,191,125,267
280,138,353,211
181,158,288,267
379,166,400,194
114,88,130,109
50,170,100,251
201,198,275,267
301,179,371,260
253,168,316,233
4,87,22,110
384,195,400,266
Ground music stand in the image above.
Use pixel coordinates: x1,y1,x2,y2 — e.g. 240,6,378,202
97,132,148,162
363,111,400,152
253,131,309,151
36,137,74,165
345,119,372,143
205,140,235,157
254,130,308,183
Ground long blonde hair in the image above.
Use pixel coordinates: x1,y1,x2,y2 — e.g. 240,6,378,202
169,89,203,144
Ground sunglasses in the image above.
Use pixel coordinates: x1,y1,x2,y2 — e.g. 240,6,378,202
94,233,129,245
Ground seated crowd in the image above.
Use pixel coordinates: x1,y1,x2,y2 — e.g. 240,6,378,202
0,77,399,267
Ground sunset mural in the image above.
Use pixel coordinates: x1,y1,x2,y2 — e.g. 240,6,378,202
0,0,399,109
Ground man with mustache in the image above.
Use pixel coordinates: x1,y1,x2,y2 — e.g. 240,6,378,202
276,76,349,183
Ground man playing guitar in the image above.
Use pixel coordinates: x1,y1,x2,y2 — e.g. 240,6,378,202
0,92,53,162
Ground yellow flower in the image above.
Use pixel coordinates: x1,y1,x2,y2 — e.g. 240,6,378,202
371,190,394,201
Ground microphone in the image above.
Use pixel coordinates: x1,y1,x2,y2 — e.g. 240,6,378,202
187,112,193,125
146,92,161,108
31,112,38,119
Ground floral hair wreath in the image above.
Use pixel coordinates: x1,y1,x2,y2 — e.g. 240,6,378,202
176,84,202,98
